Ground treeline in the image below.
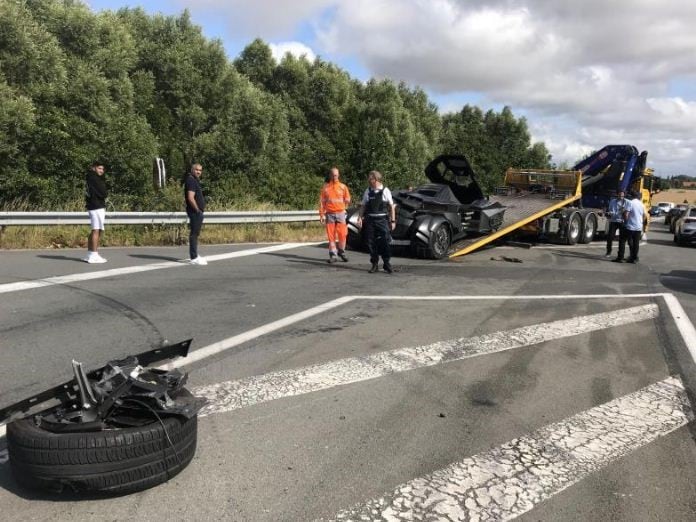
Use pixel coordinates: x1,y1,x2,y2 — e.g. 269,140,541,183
0,0,551,211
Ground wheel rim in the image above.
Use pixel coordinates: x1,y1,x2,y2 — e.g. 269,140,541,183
585,216,596,240
569,215,581,241
433,226,450,256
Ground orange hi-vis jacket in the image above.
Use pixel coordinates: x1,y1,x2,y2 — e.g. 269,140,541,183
319,181,351,217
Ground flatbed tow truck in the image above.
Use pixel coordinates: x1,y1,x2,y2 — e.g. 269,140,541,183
448,144,654,258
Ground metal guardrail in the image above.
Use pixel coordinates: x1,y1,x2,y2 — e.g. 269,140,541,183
0,211,319,226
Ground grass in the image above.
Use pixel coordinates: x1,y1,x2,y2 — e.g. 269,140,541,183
1,192,327,249
0,222,325,250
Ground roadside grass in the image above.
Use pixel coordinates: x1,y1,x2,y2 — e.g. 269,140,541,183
1,194,327,250
0,222,325,250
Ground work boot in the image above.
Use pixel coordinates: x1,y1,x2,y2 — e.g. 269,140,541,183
368,263,379,273
328,253,338,264
337,249,349,262
611,258,625,263
383,263,393,274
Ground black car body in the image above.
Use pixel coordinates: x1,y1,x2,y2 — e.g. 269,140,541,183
347,155,506,259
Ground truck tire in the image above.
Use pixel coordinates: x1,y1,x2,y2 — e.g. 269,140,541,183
566,213,582,245
7,405,198,495
580,213,597,244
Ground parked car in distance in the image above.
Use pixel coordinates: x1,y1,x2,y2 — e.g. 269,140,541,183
674,205,696,246
666,204,688,231
649,205,665,217
656,202,674,213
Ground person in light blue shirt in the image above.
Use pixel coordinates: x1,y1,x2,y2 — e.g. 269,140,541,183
605,191,627,257
613,191,645,263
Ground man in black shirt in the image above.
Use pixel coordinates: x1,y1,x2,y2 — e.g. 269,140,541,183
184,163,207,265
84,160,108,263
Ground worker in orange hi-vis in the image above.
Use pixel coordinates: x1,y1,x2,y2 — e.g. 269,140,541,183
319,166,351,263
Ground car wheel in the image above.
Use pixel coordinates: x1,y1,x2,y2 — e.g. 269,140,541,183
566,213,582,245
7,396,198,495
428,223,451,259
580,213,597,244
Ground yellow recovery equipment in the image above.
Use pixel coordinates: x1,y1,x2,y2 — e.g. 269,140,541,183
449,169,582,258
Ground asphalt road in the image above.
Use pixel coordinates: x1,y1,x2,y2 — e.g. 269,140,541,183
1,221,695,521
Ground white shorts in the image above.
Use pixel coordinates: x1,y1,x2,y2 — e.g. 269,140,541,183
88,208,106,230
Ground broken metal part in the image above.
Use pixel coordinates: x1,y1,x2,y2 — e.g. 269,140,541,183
0,339,194,425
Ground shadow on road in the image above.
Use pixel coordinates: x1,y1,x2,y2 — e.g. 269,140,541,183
660,270,696,296
36,255,84,263
129,254,181,262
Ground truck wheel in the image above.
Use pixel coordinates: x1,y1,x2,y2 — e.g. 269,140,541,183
566,213,582,245
7,401,198,495
580,214,597,244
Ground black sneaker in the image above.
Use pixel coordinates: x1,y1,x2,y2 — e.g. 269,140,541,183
383,264,393,274
611,258,625,263
328,254,338,264
368,263,379,273
338,250,349,262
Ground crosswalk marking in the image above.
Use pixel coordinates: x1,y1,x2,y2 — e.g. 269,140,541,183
194,304,658,417
330,376,693,521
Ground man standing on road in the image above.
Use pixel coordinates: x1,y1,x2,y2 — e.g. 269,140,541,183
357,170,396,274
84,160,108,263
185,163,207,265
623,191,646,264
319,166,351,263
605,190,627,257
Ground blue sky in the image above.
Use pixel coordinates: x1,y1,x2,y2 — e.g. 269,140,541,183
86,0,696,177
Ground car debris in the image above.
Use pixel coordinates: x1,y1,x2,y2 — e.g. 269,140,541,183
0,339,206,495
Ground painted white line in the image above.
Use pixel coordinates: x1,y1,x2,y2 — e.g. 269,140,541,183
159,296,356,371
359,294,666,300
0,242,316,294
193,304,658,417
662,293,696,363
331,376,693,521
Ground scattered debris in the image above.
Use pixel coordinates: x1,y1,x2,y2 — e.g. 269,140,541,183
490,255,523,263
1,339,206,496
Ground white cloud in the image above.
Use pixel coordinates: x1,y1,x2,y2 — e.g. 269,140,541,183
171,0,696,174
269,42,316,62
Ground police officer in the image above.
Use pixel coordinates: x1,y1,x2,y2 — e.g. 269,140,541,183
357,170,396,273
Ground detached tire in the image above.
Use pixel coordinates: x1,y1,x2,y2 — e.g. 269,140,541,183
7,412,197,495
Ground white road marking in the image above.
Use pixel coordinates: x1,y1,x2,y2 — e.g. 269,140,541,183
662,293,696,363
330,376,693,521
0,242,317,295
159,296,355,371
193,304,658,417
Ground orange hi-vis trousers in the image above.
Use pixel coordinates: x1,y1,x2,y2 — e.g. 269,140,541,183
325,221,347,247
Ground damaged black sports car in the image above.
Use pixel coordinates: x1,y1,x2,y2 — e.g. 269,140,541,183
347,155,506,259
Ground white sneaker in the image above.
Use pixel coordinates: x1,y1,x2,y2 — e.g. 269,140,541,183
83,252,107,263
86,253,107,264
190,256,208,266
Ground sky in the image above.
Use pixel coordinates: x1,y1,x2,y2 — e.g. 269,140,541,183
86,0,696,177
